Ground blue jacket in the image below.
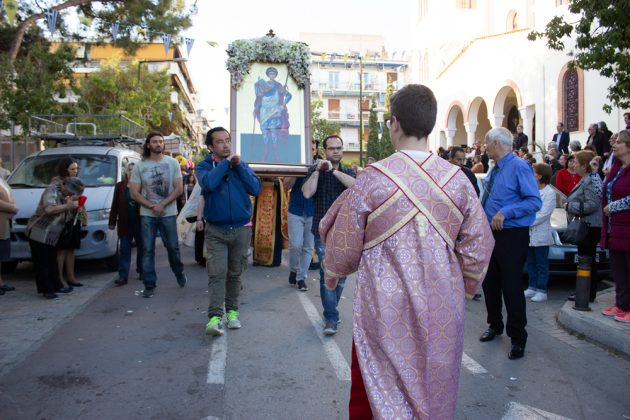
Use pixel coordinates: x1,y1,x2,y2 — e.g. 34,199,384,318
196,155,261,230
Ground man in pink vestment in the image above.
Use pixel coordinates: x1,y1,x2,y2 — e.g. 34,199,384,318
320,85,494,419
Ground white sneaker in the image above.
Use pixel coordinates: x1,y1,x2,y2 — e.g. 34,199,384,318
524,288,536,299
531,292,548,302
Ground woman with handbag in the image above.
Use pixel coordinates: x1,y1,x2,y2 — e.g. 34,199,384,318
566,150,603,302
53,158,87,291
600,130,630,322
108,162,142,286
26,177,85,299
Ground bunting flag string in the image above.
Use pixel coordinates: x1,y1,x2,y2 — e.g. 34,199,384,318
184,37,195,56
44,8,59,35
161,33,172,56
111,22,119,41
329,53,336,65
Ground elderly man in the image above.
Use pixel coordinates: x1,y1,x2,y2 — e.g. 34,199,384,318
479,127,542,360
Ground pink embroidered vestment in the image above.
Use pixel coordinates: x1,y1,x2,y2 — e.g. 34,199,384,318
320,152,494,419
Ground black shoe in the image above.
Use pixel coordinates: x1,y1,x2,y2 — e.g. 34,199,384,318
57,287,73,293
0,288,4,295
68,281,83,287
176,273,187,288
472,293,482,301
43,292,58,299
309,261,320,270
0,284,15,292
568,293,575,301
479,328,502,342
114,277,128,286
142,288,155,298
288,271,297,287
508,344,525,360
297,280,308,291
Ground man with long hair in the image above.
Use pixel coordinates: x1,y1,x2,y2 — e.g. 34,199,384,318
129,131,187,298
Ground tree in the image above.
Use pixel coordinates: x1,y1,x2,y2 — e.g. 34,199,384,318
528,1,630,113
5,0,195,63
380,82,396,158
366,98,380,161
0,30,76,130
311,99,340,151
76,58,172,130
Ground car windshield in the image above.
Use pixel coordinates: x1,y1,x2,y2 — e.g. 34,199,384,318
8,154,117,188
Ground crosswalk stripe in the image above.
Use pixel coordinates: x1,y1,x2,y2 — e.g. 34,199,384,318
503,401,573,419
297,292,351,381
461,352,488,375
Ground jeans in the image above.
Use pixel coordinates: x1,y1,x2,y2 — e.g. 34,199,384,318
140,215,184,289
288,212,314,282
118,221,143,280
314,234,346,323
205,224,252,318
526,246,549,292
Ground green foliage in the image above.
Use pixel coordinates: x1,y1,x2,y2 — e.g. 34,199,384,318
76,59,172,130
366,98,380,161
528,1,630,112
379,112,395,159
0,33,75,130
311,99,340,146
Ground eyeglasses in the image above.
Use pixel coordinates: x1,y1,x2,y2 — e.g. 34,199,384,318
326,146,342,151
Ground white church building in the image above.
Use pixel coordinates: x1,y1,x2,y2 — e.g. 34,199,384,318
406,0,627,154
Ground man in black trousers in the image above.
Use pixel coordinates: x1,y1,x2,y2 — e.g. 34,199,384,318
479,127,542,360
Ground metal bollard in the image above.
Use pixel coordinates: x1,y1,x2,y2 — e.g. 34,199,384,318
573,256,592,311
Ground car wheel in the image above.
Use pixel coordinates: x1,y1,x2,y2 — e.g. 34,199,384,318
1,261,18,274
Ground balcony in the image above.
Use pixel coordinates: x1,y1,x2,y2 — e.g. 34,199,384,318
327,111,371,124
316,81,392,96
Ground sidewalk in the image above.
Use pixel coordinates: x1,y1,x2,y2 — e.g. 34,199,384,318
558,288,630,358
0,269,114,378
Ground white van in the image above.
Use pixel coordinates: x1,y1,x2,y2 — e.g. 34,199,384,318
6,145,141,273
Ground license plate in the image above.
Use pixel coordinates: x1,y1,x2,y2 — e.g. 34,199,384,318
574,254,601,263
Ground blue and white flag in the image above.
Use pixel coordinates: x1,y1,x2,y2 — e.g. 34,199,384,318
184,37,195,56
162,33,172,56
330,53,336,65
45,8,59,35
111,22,119,41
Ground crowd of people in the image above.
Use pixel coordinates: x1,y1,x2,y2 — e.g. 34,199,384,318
1,85,628,418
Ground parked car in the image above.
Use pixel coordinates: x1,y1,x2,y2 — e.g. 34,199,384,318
475,173,609,277
5,145,141,273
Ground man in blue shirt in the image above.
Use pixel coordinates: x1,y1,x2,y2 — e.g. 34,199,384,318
479,127,542,360
197,127,261,336
283,140,318,291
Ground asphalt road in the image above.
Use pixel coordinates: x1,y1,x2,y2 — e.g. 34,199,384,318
0,244,628,420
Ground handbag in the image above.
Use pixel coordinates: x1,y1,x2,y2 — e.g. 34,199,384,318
57,219,82,249
562,201,588,244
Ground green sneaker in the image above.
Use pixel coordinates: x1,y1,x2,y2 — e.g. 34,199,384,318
226,310,241,329
205,315,224,336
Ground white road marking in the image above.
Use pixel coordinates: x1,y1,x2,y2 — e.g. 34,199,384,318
503,402,573,420
207,334,227,384
461,352,489,375
297,292,351,381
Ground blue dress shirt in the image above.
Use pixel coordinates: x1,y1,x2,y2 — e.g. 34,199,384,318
482,153,542,228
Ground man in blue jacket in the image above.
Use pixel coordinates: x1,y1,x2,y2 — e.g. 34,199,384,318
197,127,261,336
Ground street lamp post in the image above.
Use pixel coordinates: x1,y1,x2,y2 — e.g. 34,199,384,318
137,57,188,83
358,55,364,167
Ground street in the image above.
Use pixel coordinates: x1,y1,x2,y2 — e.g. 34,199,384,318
0,244,629,420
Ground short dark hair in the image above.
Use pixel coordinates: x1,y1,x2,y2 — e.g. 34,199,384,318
206,127,229,147
57,157,77,178
558,122,564,127
143,131,164,158
449,147,465,160
389,84,437,140
323,135,343,149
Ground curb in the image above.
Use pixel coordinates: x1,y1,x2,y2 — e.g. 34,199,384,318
557,289,630,358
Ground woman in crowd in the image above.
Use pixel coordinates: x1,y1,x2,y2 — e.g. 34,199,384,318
0,175,18,295
26,177,84,299
566,150,602,302
54,158,86,291
471,155,485,173
569,140,582,154
555,154,582,196
600,130,630,322
602,132,618,176
108,162,142,286
525,163,556,302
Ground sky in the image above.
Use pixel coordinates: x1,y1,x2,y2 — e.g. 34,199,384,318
182,0,416,127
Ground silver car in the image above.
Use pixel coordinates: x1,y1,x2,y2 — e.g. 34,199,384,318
475,173,609,276
5,146,141,273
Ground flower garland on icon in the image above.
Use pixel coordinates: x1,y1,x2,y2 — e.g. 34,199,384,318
226,33,311,90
